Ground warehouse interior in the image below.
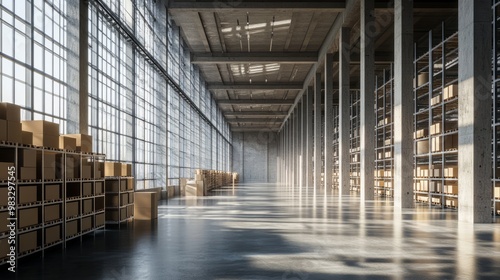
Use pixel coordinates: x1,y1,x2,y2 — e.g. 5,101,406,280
1,0,500,279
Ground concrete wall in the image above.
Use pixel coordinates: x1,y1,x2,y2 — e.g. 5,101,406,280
232,132,278,183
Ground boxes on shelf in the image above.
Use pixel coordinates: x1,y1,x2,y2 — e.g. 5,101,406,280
120,193,129,206
134,192,158,220
96,213,105,227
416,140,429,155
0,211,9,232
83,199,93,215
444,166,458,178
417,72,429,86
18,149,37,168
22,120,60,149
63,134,92,153
66,220,78,237
19,167,37,180
431,136,441,152
44,204,61,222
0,120,6,141
95,182,103,195
0,187,7,207
19,185,37,204
19,207,39,228
7,121,22,143
19,230,38,253
66,201,79,218
82,182,93,196
104,162,122,177
59,136,77,151
45,224,61,245
106,194,119,207
413,128,428,139
430,123,442,135
0,238,8,258
431,95,441,106
0,102,20,122
444,84,458,100
82,216,92,232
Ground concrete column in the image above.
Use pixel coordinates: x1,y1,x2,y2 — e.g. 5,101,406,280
301,95,307,186
79,0,89,134
314,73,322,187
360,0,375,201
324,54,334,189
306,86,314,187
296,102,302,186
394,0,414,208
339,27,351,196
458,0,492,223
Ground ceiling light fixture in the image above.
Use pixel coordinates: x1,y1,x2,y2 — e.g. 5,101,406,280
270,16,275,52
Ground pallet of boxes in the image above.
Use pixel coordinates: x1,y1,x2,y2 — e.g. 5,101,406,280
0,102,105,266
104,162,134,225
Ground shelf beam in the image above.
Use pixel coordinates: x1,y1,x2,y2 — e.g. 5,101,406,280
192,52,318,64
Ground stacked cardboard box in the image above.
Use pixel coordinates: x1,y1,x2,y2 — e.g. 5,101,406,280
59,136,77,151
0,102,22,143
22,120,60,149
18,149,37,180
63,134,92,153
443,84,458,100
134,192,158,220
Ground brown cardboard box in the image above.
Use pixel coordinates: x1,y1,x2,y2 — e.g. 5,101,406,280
134,192,158,220
95,213,105,227
21,131,33,145
39,153,57,168
19,207,39,228
65,220,78,237
83,199,93,214
82,182,93,196
7,121,22,143
444,84,458,100
19,167,37,180
95,197,104,211
120,179,127,191
121,207,127,220
447,166,458,178
22,120,59,136
32,133,59,149
0,187,7,207
44,167,56,180
416,140,429,155
129,192,134,203
104,162,121,177
0,162,15,181
19,149,37,167
19,230,37,253
66,201,79,218
105,194,119,207
0,211,9,232
19,185,37,204
0,102,21,121
59,136,77,151
45,224,61,244
127,178,134,190
82,216,92,232
120,193,128,206
0,237,9,258
0,119,7,141
105,180,119,192
417,72,429,86
44,204,60,222
126,164,132,176
82,166,92,179
127,204,134,218
95,182,103,195
64,134,92,153
121,163,128,177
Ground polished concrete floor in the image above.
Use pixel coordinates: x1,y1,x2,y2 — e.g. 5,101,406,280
2,183,500,279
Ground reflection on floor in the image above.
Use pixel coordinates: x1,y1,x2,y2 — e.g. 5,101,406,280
2,183,500,279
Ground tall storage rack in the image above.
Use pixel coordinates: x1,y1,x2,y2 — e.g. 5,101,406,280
350,90,361,192
0,142,105,266
104,176,135,225
492,0,500,215
413,24,459,208
374,65,395,197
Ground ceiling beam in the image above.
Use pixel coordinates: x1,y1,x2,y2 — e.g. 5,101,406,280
192,52,318,64
231,128,280,132
169,1,346,12
218,99,294,105
208,83,303,90
227,118,283,123
225,111,289,117
374,0,458,10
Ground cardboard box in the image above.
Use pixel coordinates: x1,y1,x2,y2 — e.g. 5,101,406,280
0,211,9,232
95,197,104,211
446,166,458,178
444,84,458,100
82,216,92,231
0,237,8,258
7,121,22,143
32,133,59,149
95,182,103,195
134,192,158,220
44,167,56,180
121,193,129,206
45,224,61,244
95,213,105,227
127,204,134,218
44,204,61,222
126,164,132,176
19,207,39,228
416,140,429,155
83,199,93,214
0,119,6,141
417,72,429,86
127,178,134,190
65,220,78,237
19,149,37,167
19,230,37,253
59,136,77,151
120,179,127,191
105,180,119,192
106,194,119,207
0,186,7,207
82,182,93,196
104,162,121,177
0,102,21,122
431,95,441,106
19,185,37,204
0,162,15,180
21,120,59,136
39,153,57,168
66,201,79,218
129,192,134,203
121,163,128,177
82,166,92,179
430,123,442,135
19,167,37,180
64,134,92,153
21,131,33,145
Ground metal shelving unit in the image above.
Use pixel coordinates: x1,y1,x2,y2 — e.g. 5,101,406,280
492,0,500,215
350,90,360,192
104,177,135,225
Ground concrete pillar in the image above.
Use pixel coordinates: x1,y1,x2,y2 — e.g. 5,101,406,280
360,0,375,201
394,0,414,208
306,86,314,187
324,54,334,189
296,102,302,186
339,27,351,196
314,73,322,187
79,0,89,134
301,97,307,186
458,0,492,223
